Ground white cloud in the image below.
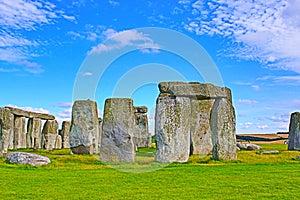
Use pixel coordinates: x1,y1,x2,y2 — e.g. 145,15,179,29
6,104,50,114
257,125,269,129
239,122,253,129
0,0,75,74
88,29,160,55
257,75,300,85
181,0,300,73
53,102,73,108
251,85,260,91
237,99,259,105
83,72,93,76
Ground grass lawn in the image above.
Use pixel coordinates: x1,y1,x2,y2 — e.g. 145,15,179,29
0,144,299,199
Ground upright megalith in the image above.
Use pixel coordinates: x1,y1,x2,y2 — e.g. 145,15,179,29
60,121,71,148
98,118,103,152
27,118,42,149
155,97,191,163
210,98,237,160
13,117,27,149
70,100,99,154
190,99,214,155
100,98,136,162
288,112,300,150
0,108,14,153
134,106,151,148
42,120,59,150
155,81,236,162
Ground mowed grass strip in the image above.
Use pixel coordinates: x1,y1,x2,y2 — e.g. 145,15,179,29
0,144,299,199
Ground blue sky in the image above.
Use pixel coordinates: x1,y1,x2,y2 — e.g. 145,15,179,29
0,0,300,134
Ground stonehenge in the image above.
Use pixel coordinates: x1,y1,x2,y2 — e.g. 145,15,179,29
0,106,69,154
155,82,236,162
1,81,238,163
288,112,300,150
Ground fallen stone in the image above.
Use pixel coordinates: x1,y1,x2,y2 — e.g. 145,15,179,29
246,143,261,150
100,98,136,162
288,112,300,150
155,96,191,163
70,100,99,154
236,142,248,150
13,116,27,149
261,150,279,154
6,152,50,166
5,106,55,120
27,118,42,149
60,121,71,148
210,98,237,160
42,120,58,150
190,99,214,155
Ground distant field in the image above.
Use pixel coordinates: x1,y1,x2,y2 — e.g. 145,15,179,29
0,144,299,200
237,133,289,144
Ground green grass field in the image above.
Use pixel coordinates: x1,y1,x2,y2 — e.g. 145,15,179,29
0,144,299,199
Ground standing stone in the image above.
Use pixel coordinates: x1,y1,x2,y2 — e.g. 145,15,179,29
55,135,62,149
14,117,27,149
60,121,71,148
134,106,151,148
288,112,300,150
210,98,237,160
42,120,58,150
0,108,14,153
100,98,136,162
27,118,42,149
70,100,99,154
98,118,103,153
155,97,191,163
190,99,215,155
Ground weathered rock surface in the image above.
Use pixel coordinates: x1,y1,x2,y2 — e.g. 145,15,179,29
288,112,300,150
60,121,70,148
155,97,191,163
158,82,231,100
134,106,151,148
236,142,248,150
55,135,62,149
13,117,27,149
27,118,42,149
98,118,103,152
100,98,136,162
134,106,148,113
190,99,214,155
6,152,50,166
0,108,14,153
210,98,237,160
246,143,261,150
70,100,99,154
42,120,58,150
5,106,55,120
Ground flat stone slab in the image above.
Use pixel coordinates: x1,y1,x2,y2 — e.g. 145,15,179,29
5,152,51,166
5,106,55,120
261,150,279,154
158,82,231,100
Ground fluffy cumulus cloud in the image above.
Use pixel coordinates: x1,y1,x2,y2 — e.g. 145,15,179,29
180,0,300,73
0,0,75,73
88,29,160,55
